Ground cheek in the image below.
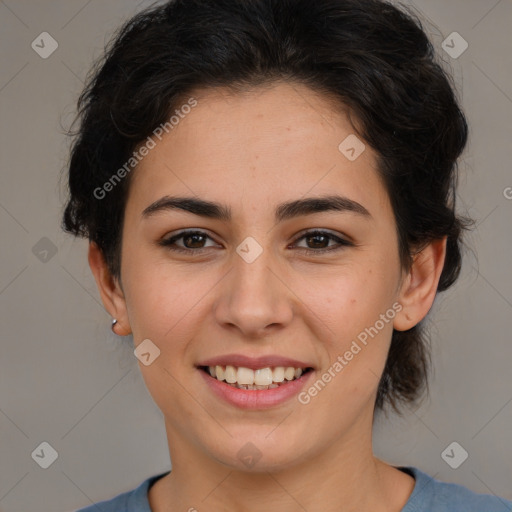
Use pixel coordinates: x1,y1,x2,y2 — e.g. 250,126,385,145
121,254,197,342
294,257,399,401
298,261,398,335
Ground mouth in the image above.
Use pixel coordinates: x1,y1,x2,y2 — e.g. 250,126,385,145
197,365,315,390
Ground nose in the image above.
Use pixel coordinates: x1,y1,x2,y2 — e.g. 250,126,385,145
213,242,294,339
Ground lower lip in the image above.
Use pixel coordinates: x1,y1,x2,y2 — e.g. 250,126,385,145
198,368,314,409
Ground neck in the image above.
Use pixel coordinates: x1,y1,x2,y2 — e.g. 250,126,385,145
149,415,415,512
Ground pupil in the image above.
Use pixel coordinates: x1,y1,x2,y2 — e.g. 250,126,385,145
307,234,327,249
185,233,204,248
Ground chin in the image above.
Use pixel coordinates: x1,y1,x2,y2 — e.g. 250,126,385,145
207,430,311,473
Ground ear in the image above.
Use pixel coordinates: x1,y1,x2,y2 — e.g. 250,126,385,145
393,237,447,331
88,241,131,335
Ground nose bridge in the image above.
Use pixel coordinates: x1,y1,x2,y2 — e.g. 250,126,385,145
215,236,293,336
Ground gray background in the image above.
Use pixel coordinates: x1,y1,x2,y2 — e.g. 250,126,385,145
0,0,511,510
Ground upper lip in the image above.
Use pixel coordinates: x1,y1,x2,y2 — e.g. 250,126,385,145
197,353,314,370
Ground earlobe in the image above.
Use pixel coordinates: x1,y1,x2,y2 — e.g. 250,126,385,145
393,237,447,332
88,241,132,335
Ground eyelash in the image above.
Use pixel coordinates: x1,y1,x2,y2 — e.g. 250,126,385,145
158,229,353,256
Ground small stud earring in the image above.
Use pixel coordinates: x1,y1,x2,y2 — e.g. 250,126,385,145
111,318,118,332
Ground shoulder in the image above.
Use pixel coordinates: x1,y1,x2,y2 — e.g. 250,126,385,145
401,466,512,512
74,471,170,512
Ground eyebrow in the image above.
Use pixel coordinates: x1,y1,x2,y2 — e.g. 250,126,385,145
141,194,372,222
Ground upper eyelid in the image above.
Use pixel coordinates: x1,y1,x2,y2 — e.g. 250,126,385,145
291,227,347,240
165,229,220,245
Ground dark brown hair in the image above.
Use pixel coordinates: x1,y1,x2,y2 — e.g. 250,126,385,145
61,0,473,414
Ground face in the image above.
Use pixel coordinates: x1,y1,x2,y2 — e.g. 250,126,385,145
97,81,414,471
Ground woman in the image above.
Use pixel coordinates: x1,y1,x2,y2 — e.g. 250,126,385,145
62,0,511,510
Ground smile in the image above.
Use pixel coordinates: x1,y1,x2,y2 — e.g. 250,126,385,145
199,365,314,390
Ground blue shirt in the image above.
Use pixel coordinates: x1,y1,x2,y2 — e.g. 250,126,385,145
75,466,512,511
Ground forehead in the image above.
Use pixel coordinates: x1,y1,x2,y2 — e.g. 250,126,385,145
126,81,390,222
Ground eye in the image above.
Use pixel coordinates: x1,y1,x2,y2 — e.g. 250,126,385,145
158,230,219,254
292,230,353,255
158,229,353,255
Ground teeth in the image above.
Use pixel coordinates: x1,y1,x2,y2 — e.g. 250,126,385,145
273,366,285,382
224,365,237,383
284,367,295,380
206,365,308,387
215,365,225,381
237,366,254,385
254,368,273,386
237,383,280,390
